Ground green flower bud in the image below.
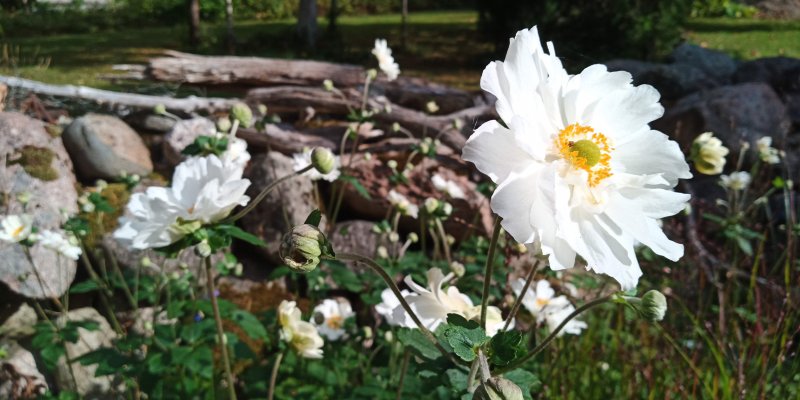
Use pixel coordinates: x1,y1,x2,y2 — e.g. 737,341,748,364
473,377,524,400
258,104,268,115
641,290,667,322
366,69,378,80
280,224,335,273
310,147,336,175
195,240,212,258
217,116,232,133
231,103,253,128
323,79,335,91
154,104,167,115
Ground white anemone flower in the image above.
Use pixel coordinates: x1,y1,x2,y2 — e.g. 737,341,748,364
279,300,324,359
312,298,355,341
387,190,419,218
375,288,412,326
691,132,729,175
510,279,570,321
0,214,33,243
221,137,251,172
756,136,780,165
292,148,341,182
393,268,508,336
461,26,691,290
114,154,251,250
38,230,82,260
544,304,587,336
372,39,400,81
432,174,466,199
720,171,751,191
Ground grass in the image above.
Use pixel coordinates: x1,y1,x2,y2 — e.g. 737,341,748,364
1,11,799,92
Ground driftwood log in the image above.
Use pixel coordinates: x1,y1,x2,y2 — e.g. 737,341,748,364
144,51,478,113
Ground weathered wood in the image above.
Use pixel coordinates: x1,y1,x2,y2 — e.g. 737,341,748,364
145,51,476,113
0,75,238,113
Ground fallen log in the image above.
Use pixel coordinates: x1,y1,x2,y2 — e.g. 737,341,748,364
144,51,477,113
0,75,238,114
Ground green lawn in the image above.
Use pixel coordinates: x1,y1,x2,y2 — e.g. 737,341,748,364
1,10,798,93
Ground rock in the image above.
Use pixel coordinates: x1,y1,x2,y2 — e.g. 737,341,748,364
54,307,118,397
655,83,791,156
0,340,48,398
124,112,177,133
732,57,800,93
62,113,153,181
329,220,382,268
0,112,79,299
0,303,37,338
240,151,316,263
606,59,719,100
670,43,737,83
162,117,216,167
754,0,800,19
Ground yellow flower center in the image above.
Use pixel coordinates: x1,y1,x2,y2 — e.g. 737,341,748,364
326,315,344,330
11,225,24,239
557,123,612,187
535,298,549,308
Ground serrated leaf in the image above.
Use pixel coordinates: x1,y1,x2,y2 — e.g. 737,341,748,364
397,328,441,360
443,314,489,362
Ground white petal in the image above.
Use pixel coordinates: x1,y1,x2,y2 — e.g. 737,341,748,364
462,120,534,183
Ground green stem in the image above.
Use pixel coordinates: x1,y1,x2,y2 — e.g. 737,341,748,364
32,301,82,399
493,295,613,375
480,216,502,330
502,260,540,332
205,257,237,400
395,351,410,400
102,243,137,311
226,164,313,223
658,324,715,398
333,252,460,365
267,351,285,400
434,218,452,266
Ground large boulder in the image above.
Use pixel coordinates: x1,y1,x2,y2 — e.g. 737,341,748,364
0,340,48,398
606,59,719,100
54,307,118,397
655,83,791,155
669,43,737,83
240,151,316,263
0,112,79,299
63,113,153,181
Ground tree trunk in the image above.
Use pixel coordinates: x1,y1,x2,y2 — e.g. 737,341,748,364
327,0,338,34
297,0,318,50
187,0,201,48
225,0,236,54
401,0,408,48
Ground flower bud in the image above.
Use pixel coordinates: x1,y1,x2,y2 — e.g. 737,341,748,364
16,191,32,205
322,79,335,91
425,101,439,114
280,224,334,273
424,198,439,214
387,160,398,169
258,104,268,115
217,116,232,133
640,290,667,322
392,122,401,132
195,240,212,258
408,232,419,243
377,246,389,259
154,104,167,115
366,69,378,80
473,377,524,400
311,147,336,175
442,202,453,216
231,102,253,128
450,261,465,277
389,232,400,243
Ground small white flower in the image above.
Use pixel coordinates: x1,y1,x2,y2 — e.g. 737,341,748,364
510,279,569,321
425,101,439,114
292,148,341,182
372,39,400,81
756,136,781,165
0,214,33,243
312,298,355,341
279,300,324,359
432,174,466,199
720,171,751,191
387,190,419,218
544,304,587,336
38,230,82,260
691,132,729,175
375,288,412,326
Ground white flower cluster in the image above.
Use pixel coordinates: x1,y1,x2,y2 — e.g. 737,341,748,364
756,136,780,165
511,279,587,336
372,39,400,81
279,300,324,359
0,214,82,260
387,190,419,219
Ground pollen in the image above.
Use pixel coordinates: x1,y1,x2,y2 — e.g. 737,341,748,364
326,315,344,330
11,225,24,238
557,123,613,187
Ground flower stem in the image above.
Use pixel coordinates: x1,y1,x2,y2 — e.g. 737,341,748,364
333,252,459,365
493,295,613,375
434,218,452,266
267,351,285,400
395,351,410,400
204,257,237,400
480,216,502,330
502,260,540,332
226,164,313,223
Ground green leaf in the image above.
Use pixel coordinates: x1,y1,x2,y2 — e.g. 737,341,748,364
304,209,322,227
40,345,64,371
503,369,540,400
442,314,489,362
231,309,268,340
339,175,371,199
489,330,525,367
397,328,441,360
69,280,101,294
215,224,266,247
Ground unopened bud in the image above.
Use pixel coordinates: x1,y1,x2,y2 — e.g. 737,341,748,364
258,104,268,115
231,103,253,128
389,232,400,243
425,101,439,114
641,290,667,322
217,116,232,133
154,104,167,115
322,79,335,91
408,232,419,243
195,240,212,258
366,69,378,80
377,246,389,259
279,224,335,273
392,122,401,132
450,261,465,277
311,147,336,175
386,160,398,169
424,198,439,214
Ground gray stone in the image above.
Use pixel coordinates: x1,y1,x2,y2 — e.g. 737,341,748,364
0,340,48,398
240,151,316,263
124,112,177,133
54,307,118,398
606,59,719,100
62,113,153,181
162,117,216,167
670,43,737,83
0,303,37,338
732,57,800,93
0,112,79,299
655,83,791,157
329,220,381,269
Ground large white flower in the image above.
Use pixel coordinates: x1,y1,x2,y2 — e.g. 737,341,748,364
432,174,466,199
375,288,412,326
461,27,691,290
372,39,400,81
279,300,324,359
292,148,341,182
393,268,509,336
312,298,355,341
510,279,569,321
114,154,251,249
38,230,82,260
0,214,33,243
387,190,419,219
